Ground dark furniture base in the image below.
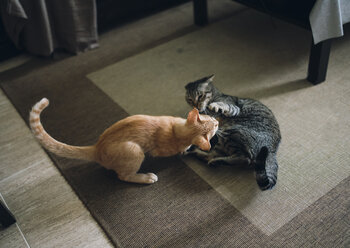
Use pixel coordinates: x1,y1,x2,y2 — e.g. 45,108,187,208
97,0,189,32
307,39,331,84
0,10,21,62
193,0,331,85
0,201,16,228
193,0,208,26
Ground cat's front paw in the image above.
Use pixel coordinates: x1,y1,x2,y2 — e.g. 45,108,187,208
209,102,230,116
182,145,195,155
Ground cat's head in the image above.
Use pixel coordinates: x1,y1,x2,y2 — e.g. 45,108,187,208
186,108,218,151
185,75,216,112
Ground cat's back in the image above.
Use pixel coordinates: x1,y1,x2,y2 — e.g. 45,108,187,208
97,115,181,143
228,97,280,135
101,115,160,136
238,98,274,117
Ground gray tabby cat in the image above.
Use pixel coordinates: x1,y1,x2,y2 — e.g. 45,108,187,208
185,75,281,190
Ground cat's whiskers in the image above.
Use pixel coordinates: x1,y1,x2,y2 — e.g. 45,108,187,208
215,129,227,138
201,109,208,115
183,111,190,119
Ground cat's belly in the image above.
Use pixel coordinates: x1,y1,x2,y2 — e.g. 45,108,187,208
148,147,181,157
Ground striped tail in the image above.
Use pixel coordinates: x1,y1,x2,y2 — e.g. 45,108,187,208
254,146,278,190
29,98,96,161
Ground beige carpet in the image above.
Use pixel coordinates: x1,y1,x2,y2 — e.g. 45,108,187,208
88,9,350,235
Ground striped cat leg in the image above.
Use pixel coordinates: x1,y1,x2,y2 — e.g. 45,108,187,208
208,102,240,117
208,155,250,167
105,142,158,184
184,147,218,162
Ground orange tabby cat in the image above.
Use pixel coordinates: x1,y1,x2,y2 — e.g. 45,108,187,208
30,98,218,184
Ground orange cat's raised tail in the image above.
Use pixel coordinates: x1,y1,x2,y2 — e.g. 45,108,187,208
29,98,96,161
29,98,218,184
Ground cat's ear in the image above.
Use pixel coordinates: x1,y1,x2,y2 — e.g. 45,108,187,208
207,74,215,82
201,74,214,88
187,108,200,124
195,136,211,151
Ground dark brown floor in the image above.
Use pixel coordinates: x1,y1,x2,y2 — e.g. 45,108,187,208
1,1,349,247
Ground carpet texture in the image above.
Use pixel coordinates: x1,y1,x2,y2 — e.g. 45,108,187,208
88,9,350,236
1,2,349,247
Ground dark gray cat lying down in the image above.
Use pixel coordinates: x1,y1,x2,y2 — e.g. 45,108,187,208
185,75,281,190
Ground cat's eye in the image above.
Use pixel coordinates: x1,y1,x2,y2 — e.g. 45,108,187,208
198,94,204,100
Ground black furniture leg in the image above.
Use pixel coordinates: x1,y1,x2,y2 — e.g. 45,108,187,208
307,39,332,85
0,201,16,228
193,0,208,26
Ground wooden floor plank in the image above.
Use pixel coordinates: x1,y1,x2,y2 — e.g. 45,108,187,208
0,90,112,247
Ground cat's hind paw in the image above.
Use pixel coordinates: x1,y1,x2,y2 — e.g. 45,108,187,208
119,173,158,184
145,173,158,184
